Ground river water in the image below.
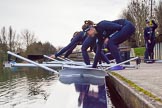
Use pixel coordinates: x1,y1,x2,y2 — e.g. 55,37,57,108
0,67,58,108
0,66,127,108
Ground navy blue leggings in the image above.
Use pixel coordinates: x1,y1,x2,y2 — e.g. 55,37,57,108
145,40,155,60
107,21,135,63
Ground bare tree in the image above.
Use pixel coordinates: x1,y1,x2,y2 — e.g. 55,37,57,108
0,27,8,52
0,27,8,64
21,29,36,49
8,26,16,51
155,1,162,35
0,27,7,45
15,34,24,52
121,0,149,47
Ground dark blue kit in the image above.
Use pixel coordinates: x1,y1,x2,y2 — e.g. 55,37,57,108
93,19,135,68
55,31,98,65
55,31,86,58
144,21,158,60
82,36,96,65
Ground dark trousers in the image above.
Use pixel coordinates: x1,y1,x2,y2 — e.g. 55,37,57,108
144,43,149,60
145,40,155,60
107,21,135,63
149,40,155,59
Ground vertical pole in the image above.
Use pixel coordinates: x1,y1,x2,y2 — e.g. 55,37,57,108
155,43,157,59
161,43,162,59
159,43,161,59
150,0,153,18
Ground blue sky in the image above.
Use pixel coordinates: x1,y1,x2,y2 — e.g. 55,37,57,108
0,0,130,47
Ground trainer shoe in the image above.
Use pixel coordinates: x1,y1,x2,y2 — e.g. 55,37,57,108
110,65,125,70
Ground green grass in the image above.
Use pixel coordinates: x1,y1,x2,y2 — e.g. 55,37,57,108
134,47,145,56
111,72,162,103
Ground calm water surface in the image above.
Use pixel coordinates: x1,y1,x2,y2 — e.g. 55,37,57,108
0,67,58,108
0,66,126,108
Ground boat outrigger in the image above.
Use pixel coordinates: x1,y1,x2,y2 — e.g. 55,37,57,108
5,51,140,72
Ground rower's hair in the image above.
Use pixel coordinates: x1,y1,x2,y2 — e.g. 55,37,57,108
82,20,94,31
84,20,94,25
73,31,80,37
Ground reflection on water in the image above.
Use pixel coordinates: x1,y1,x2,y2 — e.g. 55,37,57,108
75,84,107,108
45,74,111,108
0,67,58,108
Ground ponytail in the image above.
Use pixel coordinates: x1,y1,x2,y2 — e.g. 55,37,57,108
82,20,94,32
84,20,94,25
73,31,80,37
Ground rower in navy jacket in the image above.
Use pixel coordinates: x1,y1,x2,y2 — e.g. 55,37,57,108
82,19,135,68
81,36,97,65
51,20,110,65
50,31,87,59
63,32,83,58
82,20,110,65
144,19,158,62
52,31,109,65
50,21,94,65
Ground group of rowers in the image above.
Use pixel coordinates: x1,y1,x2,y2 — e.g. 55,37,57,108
50,19,135,70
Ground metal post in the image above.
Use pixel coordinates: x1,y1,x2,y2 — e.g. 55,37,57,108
150,0,153,18
159,43,161,59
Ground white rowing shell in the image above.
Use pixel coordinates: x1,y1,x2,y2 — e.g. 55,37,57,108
59,71,105,86
60,66,107,77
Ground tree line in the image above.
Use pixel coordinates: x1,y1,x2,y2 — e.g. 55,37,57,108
0,26,57,65
120,0,162,47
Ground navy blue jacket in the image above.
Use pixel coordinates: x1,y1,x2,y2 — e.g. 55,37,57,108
55,31,87,57
144,21,158,41
95,19,126,44
144,27,152,41
71,31,87,45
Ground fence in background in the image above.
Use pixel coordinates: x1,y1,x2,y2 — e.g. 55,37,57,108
154,42,162,60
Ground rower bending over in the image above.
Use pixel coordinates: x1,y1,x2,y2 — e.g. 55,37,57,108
82,19,135,69
50,21,98,65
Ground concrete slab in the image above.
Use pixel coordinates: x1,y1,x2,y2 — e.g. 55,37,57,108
115,62,162,100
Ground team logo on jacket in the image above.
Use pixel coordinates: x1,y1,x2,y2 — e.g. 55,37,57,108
103,31,107,36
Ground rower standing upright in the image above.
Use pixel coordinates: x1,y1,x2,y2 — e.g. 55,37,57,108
144,19,158,62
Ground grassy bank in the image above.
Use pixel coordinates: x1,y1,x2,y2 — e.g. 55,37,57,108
134,47,145,57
